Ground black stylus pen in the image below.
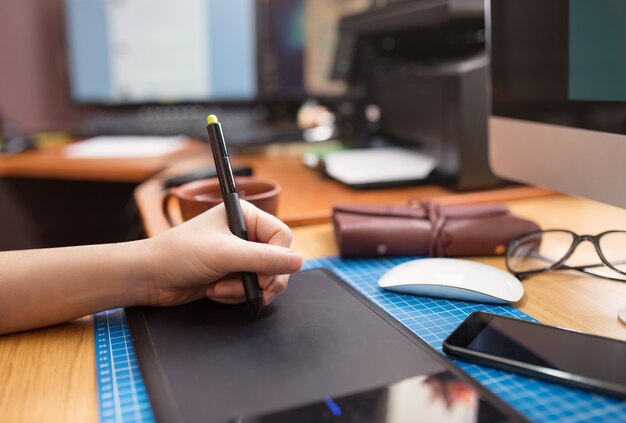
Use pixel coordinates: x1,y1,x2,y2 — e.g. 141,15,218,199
206,114,263,315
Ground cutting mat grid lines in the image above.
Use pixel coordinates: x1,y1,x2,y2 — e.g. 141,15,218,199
93,256,626,422
95,308,155,423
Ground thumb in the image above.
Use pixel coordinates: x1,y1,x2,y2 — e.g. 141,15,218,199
224,240,303,275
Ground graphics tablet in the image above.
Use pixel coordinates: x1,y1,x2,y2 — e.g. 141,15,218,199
126,268,525,422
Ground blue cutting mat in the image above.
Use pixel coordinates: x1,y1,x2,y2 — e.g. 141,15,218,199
94,256,626,422
94,308,155,423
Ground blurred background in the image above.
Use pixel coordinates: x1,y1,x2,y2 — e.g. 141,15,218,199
0,0,369,136
0,0,494,250
0,0,487,150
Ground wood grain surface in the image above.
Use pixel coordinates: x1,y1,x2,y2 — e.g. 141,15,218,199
0,317,96,423
0,141,203,182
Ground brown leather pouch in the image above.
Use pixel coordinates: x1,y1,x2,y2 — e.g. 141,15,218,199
332,202,541,258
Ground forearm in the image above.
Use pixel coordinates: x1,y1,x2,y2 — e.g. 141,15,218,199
0,202,302,335
0,240,151,335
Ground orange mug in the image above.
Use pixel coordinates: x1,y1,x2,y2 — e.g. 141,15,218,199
162,177,281,227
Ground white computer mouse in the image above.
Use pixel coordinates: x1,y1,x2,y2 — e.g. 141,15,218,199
378,258,524,304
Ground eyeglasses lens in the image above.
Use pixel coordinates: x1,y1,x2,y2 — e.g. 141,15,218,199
598,232,626,273
507,231,575,273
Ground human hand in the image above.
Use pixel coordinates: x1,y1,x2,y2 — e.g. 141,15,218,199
143,201,302,307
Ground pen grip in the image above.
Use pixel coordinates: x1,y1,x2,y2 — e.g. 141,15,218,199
223,192,247,238
223,193,263,304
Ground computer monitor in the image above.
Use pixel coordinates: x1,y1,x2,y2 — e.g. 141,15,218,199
488,0,626,209
64,0,305,104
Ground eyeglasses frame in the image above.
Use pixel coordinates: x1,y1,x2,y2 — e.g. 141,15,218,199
505,229,626,281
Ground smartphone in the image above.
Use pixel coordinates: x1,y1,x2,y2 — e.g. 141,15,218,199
443,312,626,399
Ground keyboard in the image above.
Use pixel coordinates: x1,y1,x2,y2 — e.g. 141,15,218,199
78,106,302,146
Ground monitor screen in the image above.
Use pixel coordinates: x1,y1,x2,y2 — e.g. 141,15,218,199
257,0,306,98
488,0,626,209
64,0,257,104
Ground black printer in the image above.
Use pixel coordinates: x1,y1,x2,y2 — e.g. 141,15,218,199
332,0,501,190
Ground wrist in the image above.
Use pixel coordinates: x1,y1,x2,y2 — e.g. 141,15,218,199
114,238,157,307
131,234,180,306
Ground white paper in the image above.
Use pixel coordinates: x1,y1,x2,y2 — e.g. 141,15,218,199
63,136,189,158
324,147,437,185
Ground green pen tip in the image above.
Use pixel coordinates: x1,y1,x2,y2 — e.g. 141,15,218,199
207,114,219,125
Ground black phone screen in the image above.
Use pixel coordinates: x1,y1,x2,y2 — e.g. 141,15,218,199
444,312,626,398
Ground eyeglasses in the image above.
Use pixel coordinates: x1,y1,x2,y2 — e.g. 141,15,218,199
505,230,626,281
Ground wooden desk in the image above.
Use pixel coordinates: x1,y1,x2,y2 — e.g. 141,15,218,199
2,150,625,422
135,146,550,234
0,141,204,182
136,147,455,233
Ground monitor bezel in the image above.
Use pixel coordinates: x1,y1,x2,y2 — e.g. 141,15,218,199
487,0,626,209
